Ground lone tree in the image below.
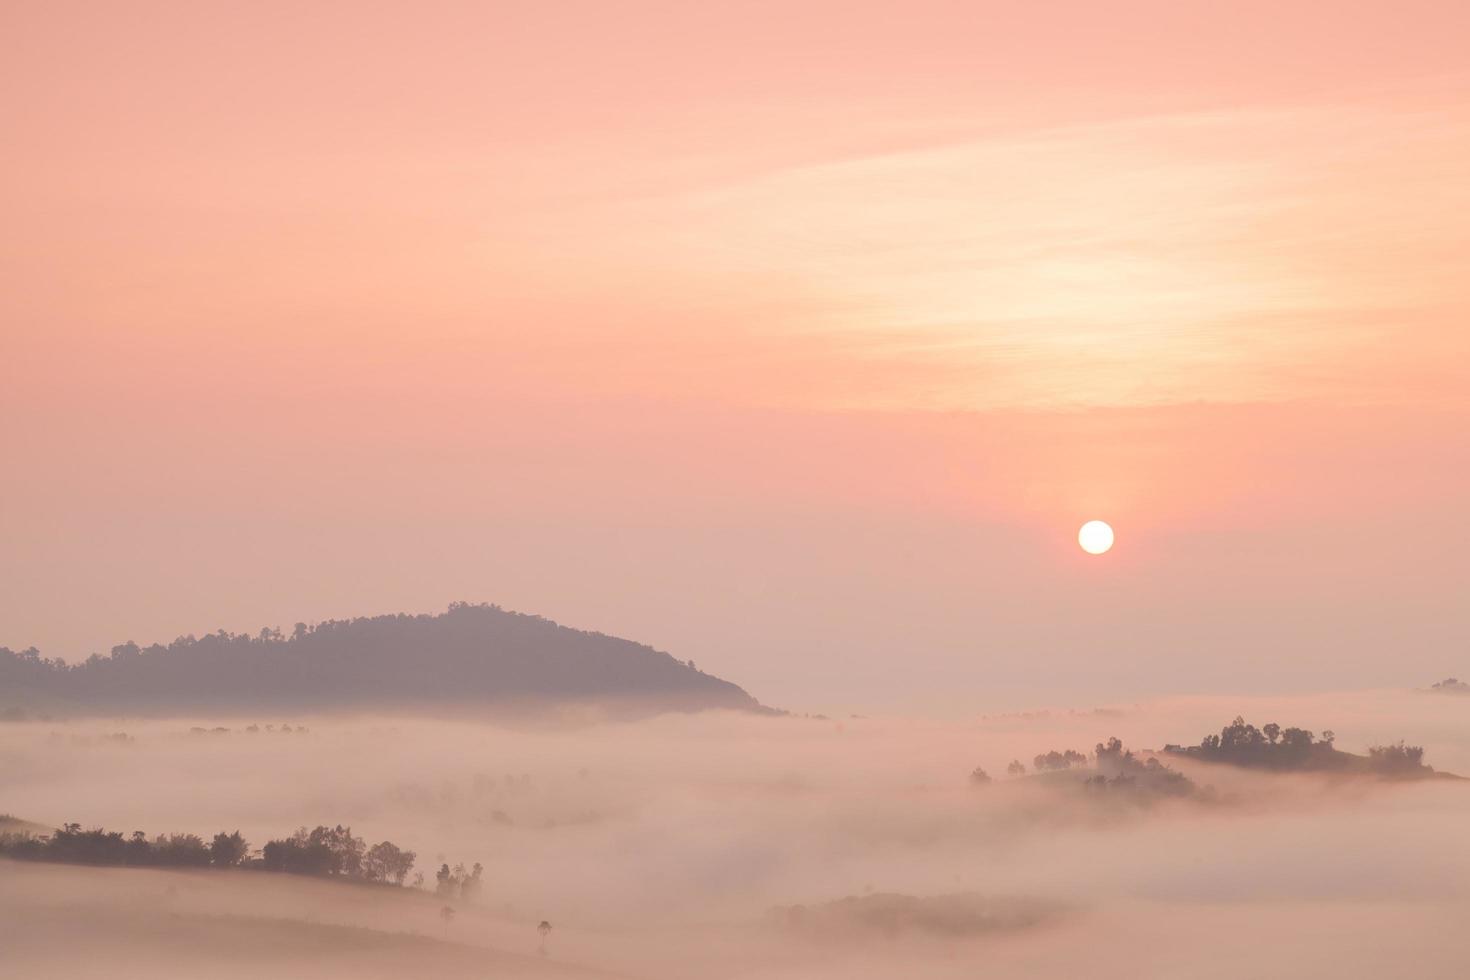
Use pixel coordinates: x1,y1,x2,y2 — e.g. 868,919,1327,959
538,919,553,954
1006,760,1026,777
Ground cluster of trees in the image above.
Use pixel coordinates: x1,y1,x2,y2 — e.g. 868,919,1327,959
0,824,249,868
974,719,1448,792
0,823,419,886
1033,749,1088,772
1165,717,1436,777
1430,677,1470,694
1366,742,1426,773
258,825,415,885
435,861,484,901
974,738,1197,800
1085,737,1197,798
184,724,310,735
1164,716,1340,770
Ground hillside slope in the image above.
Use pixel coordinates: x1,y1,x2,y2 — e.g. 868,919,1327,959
0,861,621,980
0,603,766,717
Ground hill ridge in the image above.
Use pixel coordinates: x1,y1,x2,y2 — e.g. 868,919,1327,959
0,602,769,718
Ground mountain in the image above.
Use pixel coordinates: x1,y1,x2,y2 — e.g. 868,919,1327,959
0,603,769,717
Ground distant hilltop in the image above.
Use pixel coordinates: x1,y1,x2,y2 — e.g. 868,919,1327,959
0,602,771,718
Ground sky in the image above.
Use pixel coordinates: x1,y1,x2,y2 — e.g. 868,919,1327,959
3,1,1468,713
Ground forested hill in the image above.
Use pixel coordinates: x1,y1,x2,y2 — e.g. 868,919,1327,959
0,603,768,717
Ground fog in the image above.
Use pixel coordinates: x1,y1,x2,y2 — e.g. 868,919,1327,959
4,689,1470,978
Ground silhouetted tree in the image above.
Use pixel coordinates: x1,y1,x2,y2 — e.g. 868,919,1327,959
153,833,211,867
303,825,365,877
364,840,416,885
1367,741,1425,774
261,828,342,876
460,862,484,902
1033,749,1088,771
1094,737,1135,777
210,831,249,868
126,830,152,864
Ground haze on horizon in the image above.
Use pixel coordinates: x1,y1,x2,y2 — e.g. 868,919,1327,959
4,1,1469,714
6,692,1470,979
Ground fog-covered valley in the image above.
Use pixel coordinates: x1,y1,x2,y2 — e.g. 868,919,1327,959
5,689,1470,978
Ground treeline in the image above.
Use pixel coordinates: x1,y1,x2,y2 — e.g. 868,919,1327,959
977,737,1199,800
1164,716,1435,776
1164,716,1338,770
1087,736,1197,797
1032,749,1087,772
0,823,421,887
1365,742,1426,773
259,825,415,884
435,861,484,901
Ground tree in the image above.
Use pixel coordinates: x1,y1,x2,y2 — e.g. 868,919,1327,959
304,825,365,877
1006,760,1026,777
1368,742,1425,773
538,920,553,955
1262,723,1281,745
969,766,991,785
126,830,152,864
365,840,415,885
1280,727,1315,751
1094,737,1134,777
261,829,339,876
210,831,249,868
436,863,457,899
1219,716,1264,750
152,833,212,867
460,862,484,902
440,905,456,936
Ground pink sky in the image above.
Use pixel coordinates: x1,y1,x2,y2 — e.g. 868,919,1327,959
3,1,1468,711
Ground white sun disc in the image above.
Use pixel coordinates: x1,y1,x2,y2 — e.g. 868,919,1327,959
1078,520,1114,555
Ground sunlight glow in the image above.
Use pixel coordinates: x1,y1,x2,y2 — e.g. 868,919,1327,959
1079,520,1115,555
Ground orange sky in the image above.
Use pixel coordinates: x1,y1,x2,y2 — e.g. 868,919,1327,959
3,1,1467,711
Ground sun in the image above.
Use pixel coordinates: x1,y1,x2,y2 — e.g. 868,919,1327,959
1078,520,1114,555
